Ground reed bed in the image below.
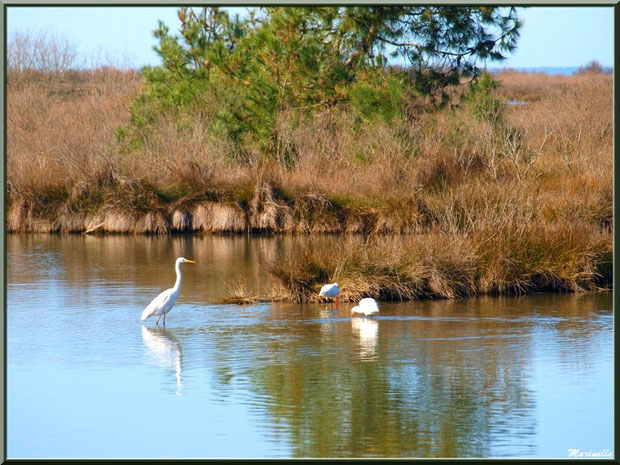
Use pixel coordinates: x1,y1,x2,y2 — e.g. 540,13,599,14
7,68,612,299
267,225,611,302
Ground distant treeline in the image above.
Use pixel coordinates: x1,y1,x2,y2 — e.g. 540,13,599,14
490,60,612,76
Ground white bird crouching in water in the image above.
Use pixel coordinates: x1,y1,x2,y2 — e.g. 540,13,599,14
319,282,340,303
141,257,196,326
351,297,379,317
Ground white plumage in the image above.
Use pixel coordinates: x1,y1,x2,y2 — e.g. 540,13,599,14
141,326,183,395
141,257,196,325
351,297,379,317
318,282,339,300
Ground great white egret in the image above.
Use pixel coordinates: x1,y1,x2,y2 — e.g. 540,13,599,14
141,257,196,326
351,297,379,317
319,282,339,302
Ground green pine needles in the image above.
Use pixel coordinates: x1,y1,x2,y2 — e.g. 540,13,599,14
128,6,522,156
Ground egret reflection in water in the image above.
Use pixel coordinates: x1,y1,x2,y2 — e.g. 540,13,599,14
351,317,379,360
141,326,184,395
319,305,339,319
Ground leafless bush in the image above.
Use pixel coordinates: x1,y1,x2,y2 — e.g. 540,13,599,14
7,31,77,74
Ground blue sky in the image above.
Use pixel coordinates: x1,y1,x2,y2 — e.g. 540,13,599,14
6,6,614,70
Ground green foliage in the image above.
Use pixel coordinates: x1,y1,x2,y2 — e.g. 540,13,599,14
114,126,125,142
464,72,505,124
127,6,522,156
348,71,410,121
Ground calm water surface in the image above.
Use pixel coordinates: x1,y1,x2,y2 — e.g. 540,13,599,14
7,235,614,458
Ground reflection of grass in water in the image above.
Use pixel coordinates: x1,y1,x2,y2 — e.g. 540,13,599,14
242,313,538,458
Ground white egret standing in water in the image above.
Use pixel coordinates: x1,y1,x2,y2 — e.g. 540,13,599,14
351,297,379,317
319,282,339,303
141,257,196,326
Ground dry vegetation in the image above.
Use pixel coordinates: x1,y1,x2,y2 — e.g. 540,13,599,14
7,66,613,300
267,224,611,302
218,280,263,305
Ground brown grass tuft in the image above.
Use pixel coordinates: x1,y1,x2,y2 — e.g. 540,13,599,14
219,280,264,304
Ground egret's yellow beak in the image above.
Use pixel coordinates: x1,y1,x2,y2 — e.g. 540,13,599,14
186,259,196,264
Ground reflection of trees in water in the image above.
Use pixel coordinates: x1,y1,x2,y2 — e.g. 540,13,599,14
530,293,613,372
132,293,609,458
10,235,276,299
414,294,612,382
403,339,536,457
7,234,65,283
239,315,538,458
141,326,183,396
8,235,364,301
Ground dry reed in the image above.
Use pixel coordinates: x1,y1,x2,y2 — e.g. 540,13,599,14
6,68,612,298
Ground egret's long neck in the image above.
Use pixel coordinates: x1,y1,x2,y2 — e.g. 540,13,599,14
172,261,183,293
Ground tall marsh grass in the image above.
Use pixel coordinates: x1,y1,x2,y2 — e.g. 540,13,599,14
268,224,611,302
7,67,612,297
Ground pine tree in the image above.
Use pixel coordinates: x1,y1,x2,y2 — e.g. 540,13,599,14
130,6,522,155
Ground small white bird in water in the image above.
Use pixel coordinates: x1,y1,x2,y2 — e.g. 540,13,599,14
141,257,196,326
319,282,340,303
351,297,379,317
